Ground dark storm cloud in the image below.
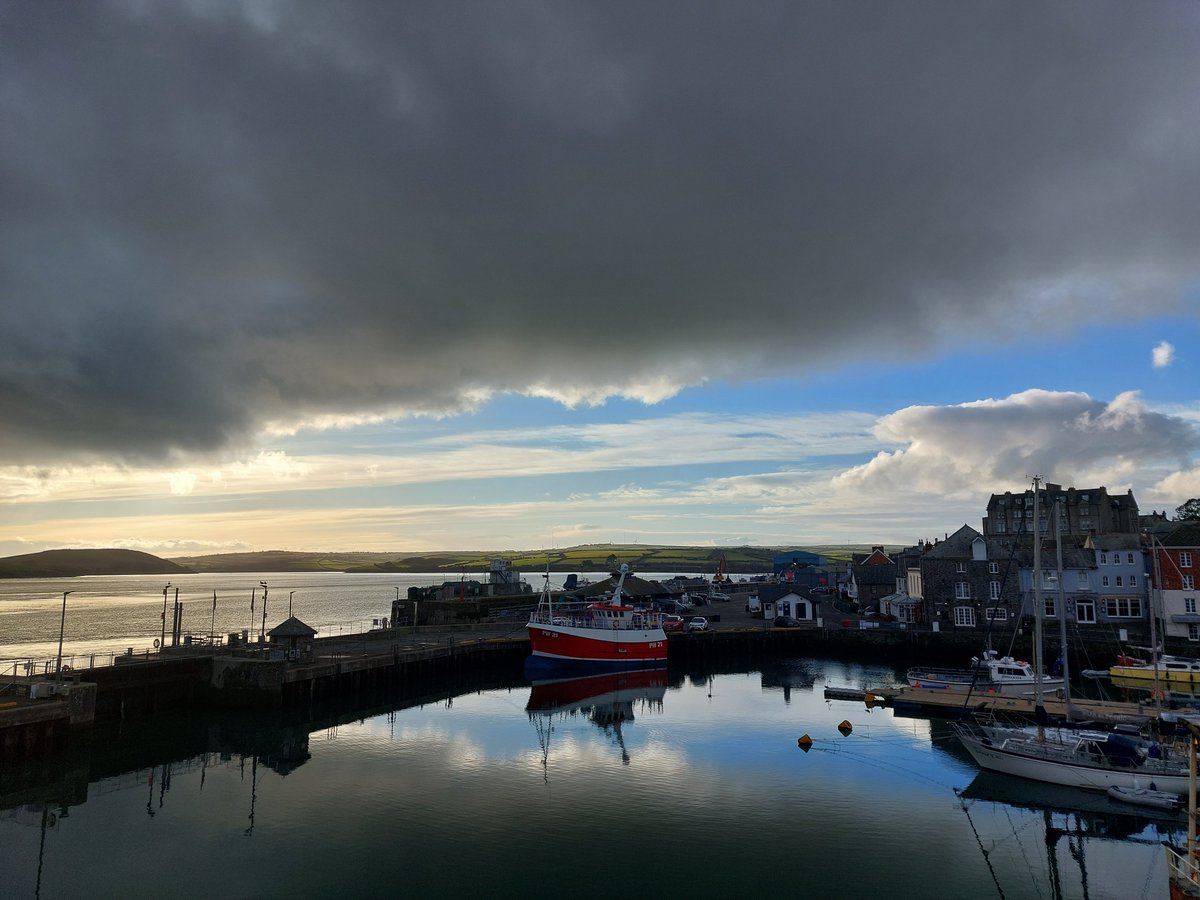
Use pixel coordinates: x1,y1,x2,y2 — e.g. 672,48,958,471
3,1,1199,463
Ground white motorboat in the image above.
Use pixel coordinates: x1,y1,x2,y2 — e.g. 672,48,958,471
907,649,1065,696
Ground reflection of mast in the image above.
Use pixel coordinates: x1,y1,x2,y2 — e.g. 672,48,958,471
526,668,667,771
243,754,259,837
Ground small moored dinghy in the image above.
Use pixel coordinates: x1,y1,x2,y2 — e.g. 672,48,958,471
1106,784,1183,811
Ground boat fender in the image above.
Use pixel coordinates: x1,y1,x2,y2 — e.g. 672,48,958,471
838,720,853,736
797,734,813,752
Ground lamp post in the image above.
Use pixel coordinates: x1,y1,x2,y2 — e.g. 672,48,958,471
161,582,172,651
289,591,295,618
55,591,74,681
259,582,268,640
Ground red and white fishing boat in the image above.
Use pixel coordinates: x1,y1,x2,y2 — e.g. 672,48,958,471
526,565,667,671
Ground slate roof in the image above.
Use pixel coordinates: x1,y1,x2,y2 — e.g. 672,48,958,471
1159,523,1200,548
268,616,318,638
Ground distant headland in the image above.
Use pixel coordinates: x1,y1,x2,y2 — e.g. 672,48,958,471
0,544,867,578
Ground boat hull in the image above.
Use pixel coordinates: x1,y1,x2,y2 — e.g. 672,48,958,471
957,732,1190,793
1110,665,1200,688
526,622,668,670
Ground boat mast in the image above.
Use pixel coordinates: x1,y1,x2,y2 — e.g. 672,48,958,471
1032,477,1046,725
1053,499,1071,708
1150,534,1164,711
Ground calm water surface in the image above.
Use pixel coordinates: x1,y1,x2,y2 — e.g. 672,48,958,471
0,657,1181,899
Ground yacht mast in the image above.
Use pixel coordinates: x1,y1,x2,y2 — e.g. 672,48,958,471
1032,477,1046,724
1053,499,1071,708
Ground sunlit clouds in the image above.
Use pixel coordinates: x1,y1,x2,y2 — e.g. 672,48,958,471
3,3,1200,555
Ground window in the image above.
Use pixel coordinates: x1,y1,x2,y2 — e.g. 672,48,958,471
955,581,971,600
1190,623,1200,643
1102,575,1110,587
985,607,1008,621
1077,571,1089,590
1104,597,1143,618
1115,576,1123,587
1044,597,1057,618
1130,575,1136,587
1186,598,1197,615
955,562,966,574
1127,553,1135,565
1182,552,1194,568
1185,575,1196,591
1076,599,1096,624
954,606,976,627
989,581,1001,600
1099,552,1107,564
989,562,999,575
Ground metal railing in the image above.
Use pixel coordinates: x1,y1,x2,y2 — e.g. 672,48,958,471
2,618,527,679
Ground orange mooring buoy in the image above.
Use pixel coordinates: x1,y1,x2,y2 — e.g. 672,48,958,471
797,734,813,752
838,719,853,735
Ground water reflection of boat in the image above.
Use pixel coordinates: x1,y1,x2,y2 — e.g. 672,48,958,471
526,668,668,767
960,769,1185,833
959,769,1185,900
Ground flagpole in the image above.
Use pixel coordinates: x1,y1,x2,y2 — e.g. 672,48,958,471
211,590,217,644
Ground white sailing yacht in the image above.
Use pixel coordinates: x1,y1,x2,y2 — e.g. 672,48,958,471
955,478,1190,793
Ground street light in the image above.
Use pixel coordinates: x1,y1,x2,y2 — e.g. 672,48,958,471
56,591,74,681
161,582,172,651
289,591,295,618
259,582,268,640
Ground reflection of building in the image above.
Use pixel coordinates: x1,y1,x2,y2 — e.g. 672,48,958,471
759,662,816,704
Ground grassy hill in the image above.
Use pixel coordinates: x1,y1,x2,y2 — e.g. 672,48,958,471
0,549,196,578
175,544,850,574
0,543,879,578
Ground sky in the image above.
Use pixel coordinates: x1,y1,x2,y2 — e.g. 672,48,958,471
2,1,1200,559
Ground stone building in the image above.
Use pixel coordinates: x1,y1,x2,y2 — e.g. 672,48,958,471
982,483,1140,538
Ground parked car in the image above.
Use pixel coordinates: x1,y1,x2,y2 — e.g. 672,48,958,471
709,591,732,602
810,586,831,595
662,615,685,633
685,617,709,633
773,616,802,628
689,593,709,606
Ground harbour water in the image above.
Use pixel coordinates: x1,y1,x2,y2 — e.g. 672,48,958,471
0,574,1185,897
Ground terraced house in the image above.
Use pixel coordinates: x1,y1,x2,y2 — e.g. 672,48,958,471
1152,523,1200,642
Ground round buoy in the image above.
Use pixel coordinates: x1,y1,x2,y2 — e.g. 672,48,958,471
838,719,853,736
864,692,876,705
797,734,813,752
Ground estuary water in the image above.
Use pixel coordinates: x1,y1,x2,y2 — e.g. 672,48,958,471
0,658,1182,899
0,571,559,665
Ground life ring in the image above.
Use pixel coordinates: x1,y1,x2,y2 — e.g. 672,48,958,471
153,639,160,648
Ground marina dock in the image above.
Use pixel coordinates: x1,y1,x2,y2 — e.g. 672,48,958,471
823,684,1163,722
